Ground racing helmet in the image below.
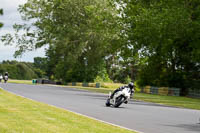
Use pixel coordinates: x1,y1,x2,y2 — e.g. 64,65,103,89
128,82,134,89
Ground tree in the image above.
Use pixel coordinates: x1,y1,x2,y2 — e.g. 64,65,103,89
0,61,38,80
0,9,3,28
116,0,200,95
34,57,47,71
2,0,120,83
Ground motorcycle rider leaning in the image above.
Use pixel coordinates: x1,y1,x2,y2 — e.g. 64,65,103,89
4,72,8,83
109,82,135,104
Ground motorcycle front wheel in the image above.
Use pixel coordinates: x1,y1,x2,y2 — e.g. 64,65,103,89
114,95,125,108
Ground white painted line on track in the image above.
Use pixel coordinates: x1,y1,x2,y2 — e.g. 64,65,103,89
0,86,144,133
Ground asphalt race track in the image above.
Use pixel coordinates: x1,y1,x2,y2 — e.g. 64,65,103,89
0,83,200,133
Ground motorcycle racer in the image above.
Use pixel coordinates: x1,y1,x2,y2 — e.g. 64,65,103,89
109,82,135,103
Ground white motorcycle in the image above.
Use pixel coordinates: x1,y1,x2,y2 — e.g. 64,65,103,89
4,75,8,83
105,87,132,107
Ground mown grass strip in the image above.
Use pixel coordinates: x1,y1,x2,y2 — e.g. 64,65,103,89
134,93,200,110
8,79,32,84
0,88,136,133
62,85,113,93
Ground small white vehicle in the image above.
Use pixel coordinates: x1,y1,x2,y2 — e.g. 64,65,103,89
105,87,132,107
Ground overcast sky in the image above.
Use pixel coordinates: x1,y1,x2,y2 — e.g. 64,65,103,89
0,0,46,62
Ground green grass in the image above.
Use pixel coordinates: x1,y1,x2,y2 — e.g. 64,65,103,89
8,79,32,84
134,93,200,110
63,85,113,94
0,88,135,133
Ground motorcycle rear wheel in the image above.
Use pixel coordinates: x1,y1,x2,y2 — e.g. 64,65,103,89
105,99,111,107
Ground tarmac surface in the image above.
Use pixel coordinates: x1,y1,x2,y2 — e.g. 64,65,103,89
0,83,200,133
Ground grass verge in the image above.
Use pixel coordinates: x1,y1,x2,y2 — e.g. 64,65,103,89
62,85,113,94
0,88,135,133
134,93,200,110
8,79,32,84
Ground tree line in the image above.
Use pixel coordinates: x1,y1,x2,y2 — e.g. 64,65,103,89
1,0,200,95
0,59,45,80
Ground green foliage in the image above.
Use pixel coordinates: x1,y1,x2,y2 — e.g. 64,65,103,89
2,0,119,83
0,8,3,28
0,60,45,80
116,0,200,95
94,68,113,83
1,0,199,95
33,68,45,78
94,76,104,83
33,57,47,78
124,76,131,84
33,57,47,71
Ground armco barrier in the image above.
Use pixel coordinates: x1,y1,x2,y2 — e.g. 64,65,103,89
168,88,180,96
37,79,43,84
67,83,72,86
96,83,101,88
76,82,82,86
82,82,89,87
150,86,158,94
141,86,151,94
188,88,200,98
88,83,96,87
32,79,37,84
158,87,168,95
141,86,180,96
72,82,76,86
34,79,61,85
66,82,101,88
